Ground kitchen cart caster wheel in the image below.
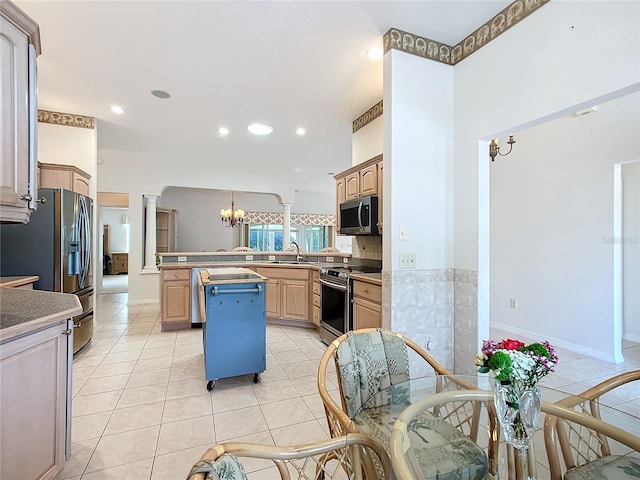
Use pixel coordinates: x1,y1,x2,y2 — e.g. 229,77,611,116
207,380,215,391
253,374,260,384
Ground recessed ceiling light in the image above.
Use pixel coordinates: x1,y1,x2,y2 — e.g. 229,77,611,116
151,90,171,99
110,105,124,114
295,127,306,136
247,123,273,135
217,127,229,136
366,47,383,60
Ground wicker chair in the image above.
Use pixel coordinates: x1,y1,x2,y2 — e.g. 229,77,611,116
186,433,392,480
317,328,499,479
232,246,254,252
320,247,341,253
544,369,640,480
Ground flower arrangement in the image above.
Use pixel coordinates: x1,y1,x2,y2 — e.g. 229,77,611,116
475,338,558,389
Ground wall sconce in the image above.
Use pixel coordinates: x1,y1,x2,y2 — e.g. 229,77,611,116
489,134,516,161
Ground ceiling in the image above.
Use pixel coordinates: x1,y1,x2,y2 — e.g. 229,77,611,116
16,0,511,196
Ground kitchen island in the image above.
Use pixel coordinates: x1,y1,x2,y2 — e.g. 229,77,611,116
0,287,81,480
199,268,268,390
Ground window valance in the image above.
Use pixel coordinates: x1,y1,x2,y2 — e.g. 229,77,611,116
245,212,336,227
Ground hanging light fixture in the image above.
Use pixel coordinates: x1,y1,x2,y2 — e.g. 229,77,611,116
489,134,516,161
220,192,245,228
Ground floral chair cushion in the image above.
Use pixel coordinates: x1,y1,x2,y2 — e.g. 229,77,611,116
336,329,410,417
565,456,640,480
187,453,248,480
354,405,488,480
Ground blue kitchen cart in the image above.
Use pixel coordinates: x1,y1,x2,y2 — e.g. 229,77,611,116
200,269,267,391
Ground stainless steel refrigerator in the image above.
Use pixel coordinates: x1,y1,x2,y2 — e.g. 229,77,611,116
0,188,93,353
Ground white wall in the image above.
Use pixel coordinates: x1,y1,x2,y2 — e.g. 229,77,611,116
491,93,640,355
384,50,454,271
454,1,640,361
38,122,97,192
622,161,640,342
158,186,335,252
101,208,130,254
352,115,383,166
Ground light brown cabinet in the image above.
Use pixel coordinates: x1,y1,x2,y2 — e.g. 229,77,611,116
311,270,320,327
335,155,382,235
161,268,191,331
38,162,91,197
1,319,69,480
0,1,40,223
352,279,382,330
335,177,346,232
156,208,179,257
110,253,128,274
255,267,311,327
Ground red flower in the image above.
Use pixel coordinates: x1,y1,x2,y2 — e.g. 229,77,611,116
501,338,525,350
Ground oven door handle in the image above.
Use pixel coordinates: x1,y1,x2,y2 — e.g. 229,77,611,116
320,278,349,291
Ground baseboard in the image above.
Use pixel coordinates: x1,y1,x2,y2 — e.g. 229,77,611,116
128,298,159,305
491,321,618,363
623,332,640,343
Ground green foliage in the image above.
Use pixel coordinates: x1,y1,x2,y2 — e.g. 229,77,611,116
520,342,551,359
488,351,512,381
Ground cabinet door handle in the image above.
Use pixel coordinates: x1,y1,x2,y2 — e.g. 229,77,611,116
19,194,33,202
62,329,73,336
364,289,369,294
36,196,47,204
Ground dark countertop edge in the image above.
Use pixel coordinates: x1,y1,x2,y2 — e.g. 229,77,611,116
159,262,347,270
0,288,82,343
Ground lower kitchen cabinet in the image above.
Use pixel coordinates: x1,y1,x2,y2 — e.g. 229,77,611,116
352,279,382,330
264,277,281,318
161,268,191,331
255,267,311,327
311,270,320,327
1,319,70,480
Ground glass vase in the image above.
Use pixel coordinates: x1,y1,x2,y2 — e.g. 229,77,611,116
493,380,541,449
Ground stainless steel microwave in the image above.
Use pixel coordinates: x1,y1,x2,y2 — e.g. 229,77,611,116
339,195,379,235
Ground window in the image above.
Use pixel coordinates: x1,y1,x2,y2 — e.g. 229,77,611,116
247,225,332,252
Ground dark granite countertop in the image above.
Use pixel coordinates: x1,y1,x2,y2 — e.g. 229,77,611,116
0,288,82,343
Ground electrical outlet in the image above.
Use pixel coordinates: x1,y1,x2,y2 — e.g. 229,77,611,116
177,256,187,262
343,258,349,264
268,255,276,261
245,255,254,261
510,298,518,309
326,256,334,263
399,254,416,269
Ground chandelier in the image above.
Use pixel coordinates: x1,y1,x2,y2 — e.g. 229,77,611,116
220,192,245,228
489,134,516,161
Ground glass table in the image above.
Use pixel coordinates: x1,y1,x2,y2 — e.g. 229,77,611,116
348,375,640,480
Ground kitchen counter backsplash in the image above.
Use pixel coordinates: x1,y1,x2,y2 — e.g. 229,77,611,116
159,252,352,265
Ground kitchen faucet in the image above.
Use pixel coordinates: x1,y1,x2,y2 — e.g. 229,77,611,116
290,240,303,262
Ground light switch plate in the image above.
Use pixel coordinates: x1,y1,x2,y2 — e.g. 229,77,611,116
326,256,334,263
268,255,276,261
178,256,187,262
245,255,254,261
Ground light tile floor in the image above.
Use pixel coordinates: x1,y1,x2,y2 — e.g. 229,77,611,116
56,293,640,480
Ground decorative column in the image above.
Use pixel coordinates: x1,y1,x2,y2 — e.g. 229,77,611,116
282,203,292,249
143,195,159,271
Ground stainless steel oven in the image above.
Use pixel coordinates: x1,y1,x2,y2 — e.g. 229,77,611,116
319,269,351,345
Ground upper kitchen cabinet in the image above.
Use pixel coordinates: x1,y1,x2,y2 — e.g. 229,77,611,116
0,1,41,223
39,162,91,197
334,154,383,234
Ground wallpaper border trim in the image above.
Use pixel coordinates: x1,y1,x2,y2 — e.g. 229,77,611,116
38,109,95,129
